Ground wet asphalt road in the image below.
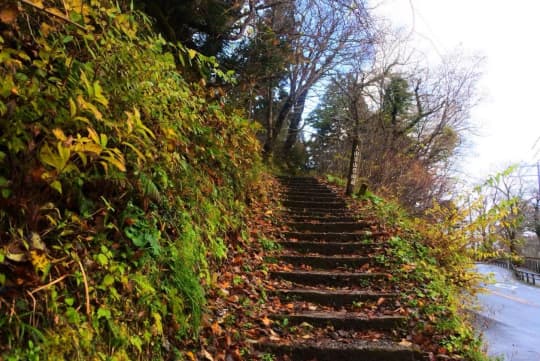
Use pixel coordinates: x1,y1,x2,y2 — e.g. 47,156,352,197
474,263,540,361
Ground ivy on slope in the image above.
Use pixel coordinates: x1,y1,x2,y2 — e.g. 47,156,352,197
0,1,261,360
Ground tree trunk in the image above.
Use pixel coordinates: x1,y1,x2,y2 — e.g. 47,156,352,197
264,86,274,153
283,91,308,154
263,96,294,156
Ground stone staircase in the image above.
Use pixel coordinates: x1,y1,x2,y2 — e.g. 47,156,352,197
259,176,423,361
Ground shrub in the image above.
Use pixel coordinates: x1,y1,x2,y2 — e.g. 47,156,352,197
0,1,261,359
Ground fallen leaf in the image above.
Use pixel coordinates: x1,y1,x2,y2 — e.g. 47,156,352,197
412,333,426,344
286,303,294,310
261,315,272,327
437,347,448,355
401,263,416,272
399,339,413,347
211,321,223,336
201,349,214,361
0,2,19,25
359,263,370,271
269,328,281,341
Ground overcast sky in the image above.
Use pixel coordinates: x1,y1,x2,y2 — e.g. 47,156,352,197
375,0,540,183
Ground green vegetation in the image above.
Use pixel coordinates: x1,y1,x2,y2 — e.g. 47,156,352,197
0,1,261,359
361,192,489,360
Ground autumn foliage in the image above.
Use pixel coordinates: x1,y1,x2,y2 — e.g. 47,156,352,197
0,1,262,359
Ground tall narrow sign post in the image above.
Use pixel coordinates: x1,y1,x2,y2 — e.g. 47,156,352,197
346,141,361,195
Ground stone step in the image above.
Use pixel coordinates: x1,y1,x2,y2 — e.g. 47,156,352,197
280,183,323,188
271,270,386,286
283,210,353,218
283,200,346,209
283,194,342,202
282,232,380,242
277,176,320,183
268,176,422,361
280,184,334,190
279,177,322,184
282,184,336,194
281,188,337,195
287,215,360,223
286,222,372,233
257,339,423,361
271,312,405,331
272,288,398,307
276,175,316,179
278,255,370,269
279,241,378,255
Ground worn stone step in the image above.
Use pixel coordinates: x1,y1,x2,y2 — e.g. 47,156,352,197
282,187,330,192
286,222,372,233
283,200,346,209
272,289,398,307
280,188,343,195
283,232,380,242
278,254,370,269
277,176,320,183
283,210,353,218
279,179,320,183
277,175,316,179
284,194,342,202
283,189,332,195
271,312,405,331
280,181,322,188
279,241,377,255
279,177,323,183
284,208,349,215
257,338,423,361
282,184,336,194
271,270,386,286
287,215,360,223
281,187,337,195
279,177,320,181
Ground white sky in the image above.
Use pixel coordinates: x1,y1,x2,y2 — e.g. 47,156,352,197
375,0,540,183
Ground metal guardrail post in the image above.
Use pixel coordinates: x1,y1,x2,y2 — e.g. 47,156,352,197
524,257,540,273
488,258,540,286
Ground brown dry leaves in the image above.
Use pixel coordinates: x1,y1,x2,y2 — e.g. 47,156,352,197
0,1,19,25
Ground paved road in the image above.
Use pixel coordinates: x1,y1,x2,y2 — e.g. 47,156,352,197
474,263,540,361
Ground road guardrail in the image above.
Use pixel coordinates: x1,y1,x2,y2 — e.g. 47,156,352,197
490,258,540,286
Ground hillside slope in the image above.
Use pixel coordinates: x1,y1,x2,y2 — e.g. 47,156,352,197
0,2,262,359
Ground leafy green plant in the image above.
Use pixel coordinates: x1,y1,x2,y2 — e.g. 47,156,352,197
260,353,276,361
0,1,263,359
325,174,346,186
260,236,281,251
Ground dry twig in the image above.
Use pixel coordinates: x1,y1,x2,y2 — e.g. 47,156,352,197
76,258,91,319
19,0,86,31
30,274,70,294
